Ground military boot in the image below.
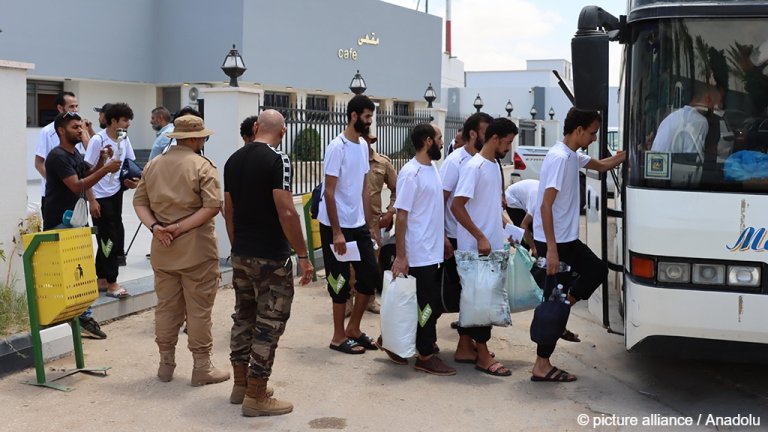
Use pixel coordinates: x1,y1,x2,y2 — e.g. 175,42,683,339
191,353,230,387
230,362,272,403
241,377,293,417
157,350,176,382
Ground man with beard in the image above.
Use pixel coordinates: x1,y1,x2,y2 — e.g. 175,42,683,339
148,107,175,161
317,95,380,355
386,124,455,375
43,112,121,339
439,112,493,363
451,117,517,377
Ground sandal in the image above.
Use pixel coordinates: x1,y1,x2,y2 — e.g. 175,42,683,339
560,329,581,343
349,332,377,350
105,287,129,299
329,338,365,355
531,367,577,382
474,361,511,377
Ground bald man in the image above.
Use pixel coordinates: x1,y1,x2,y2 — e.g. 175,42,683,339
224,110,314,416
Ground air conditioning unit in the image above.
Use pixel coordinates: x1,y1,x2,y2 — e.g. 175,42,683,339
180,84,210,110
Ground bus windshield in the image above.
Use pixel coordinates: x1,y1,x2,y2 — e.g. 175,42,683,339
628,19,768,192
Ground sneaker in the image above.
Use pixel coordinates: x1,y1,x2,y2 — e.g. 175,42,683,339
79,316,107,339
414,355,456,376
117,255,127,267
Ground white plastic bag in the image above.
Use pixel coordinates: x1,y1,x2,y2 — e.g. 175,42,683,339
70,197,89,227
505,244,543,313
380,270,417,358
456,250,511,327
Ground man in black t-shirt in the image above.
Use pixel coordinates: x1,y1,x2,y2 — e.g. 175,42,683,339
43,112,121,339
223,110,313,417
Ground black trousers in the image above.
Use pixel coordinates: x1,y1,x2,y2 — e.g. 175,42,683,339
411,264,442,356
446,237,492,344
533,238,607,358
320,223,380,303
93,191,124,283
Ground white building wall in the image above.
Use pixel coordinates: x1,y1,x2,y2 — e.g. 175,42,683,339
441,54,465,91
1,60,35,292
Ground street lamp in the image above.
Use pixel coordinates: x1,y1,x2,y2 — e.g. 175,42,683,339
473,94,483,113
424,83,437,108
530,106,537,120
221,44,246,87
349,70,367,95
505,100,514,117
548,107,555,120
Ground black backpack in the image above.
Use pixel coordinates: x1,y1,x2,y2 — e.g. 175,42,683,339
309,183,323,219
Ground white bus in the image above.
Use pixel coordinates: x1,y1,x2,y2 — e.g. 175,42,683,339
574,0,768,351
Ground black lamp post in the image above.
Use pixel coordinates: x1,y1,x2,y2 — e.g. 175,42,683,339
221,44,246,87
505,100,514,117
473,94,483,113
424,83,437,108
530,106,537,120
349,70,367,95
548,107,555,120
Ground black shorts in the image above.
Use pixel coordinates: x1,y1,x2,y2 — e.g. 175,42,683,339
319,223,380,303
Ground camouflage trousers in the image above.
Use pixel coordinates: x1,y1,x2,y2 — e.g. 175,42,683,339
229,254,295,379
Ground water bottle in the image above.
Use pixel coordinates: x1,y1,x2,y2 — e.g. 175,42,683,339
536,257,571,272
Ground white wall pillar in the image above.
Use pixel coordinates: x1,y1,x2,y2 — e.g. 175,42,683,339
0,60,35,292
198,87,263,259
542,119,560,147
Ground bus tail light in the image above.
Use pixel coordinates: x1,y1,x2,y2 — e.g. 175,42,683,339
631,255,654,279
727,266,761,287
692,264,725,285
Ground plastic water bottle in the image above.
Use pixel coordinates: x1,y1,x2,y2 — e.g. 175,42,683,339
536,257,571,272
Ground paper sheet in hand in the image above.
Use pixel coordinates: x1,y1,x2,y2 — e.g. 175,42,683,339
504,223,525,244
332,241,361,262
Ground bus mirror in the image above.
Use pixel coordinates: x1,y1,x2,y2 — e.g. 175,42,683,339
572,32,609,110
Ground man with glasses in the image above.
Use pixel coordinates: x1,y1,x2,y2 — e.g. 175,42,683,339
43,111,121,339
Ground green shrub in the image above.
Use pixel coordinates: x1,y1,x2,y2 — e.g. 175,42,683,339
0,284,28,337
292,128,322,161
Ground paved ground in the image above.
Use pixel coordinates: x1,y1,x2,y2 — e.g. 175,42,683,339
1,270,767,432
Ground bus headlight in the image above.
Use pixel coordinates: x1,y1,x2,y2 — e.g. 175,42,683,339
727,266,761,287
658,262,690,283
692,264,725,285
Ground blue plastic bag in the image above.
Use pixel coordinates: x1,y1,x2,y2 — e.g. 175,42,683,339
724,150,768,181
505,245,544,313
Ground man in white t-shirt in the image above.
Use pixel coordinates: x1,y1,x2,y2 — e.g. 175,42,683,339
452,117,517,377
84,103,139,298
440,112,493,363
385,123,454,375
650,83,721,157
318,95,380,355
34,91,91,221
531,108,625,383
504,179,539,255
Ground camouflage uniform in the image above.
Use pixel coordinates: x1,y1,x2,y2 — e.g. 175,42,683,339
229,255,295,378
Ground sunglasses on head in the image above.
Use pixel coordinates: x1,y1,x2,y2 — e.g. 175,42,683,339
62,111,81,119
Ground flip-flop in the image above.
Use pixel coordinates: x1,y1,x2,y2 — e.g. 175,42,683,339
329,338,365,355
474,361,511,377
560,329,581,343
105,287,129,299
531,367,577,382
350,332,377,350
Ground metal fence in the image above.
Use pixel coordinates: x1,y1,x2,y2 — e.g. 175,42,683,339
260,102,432,195
444,113,466,158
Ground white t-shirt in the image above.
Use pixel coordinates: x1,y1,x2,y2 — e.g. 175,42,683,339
84,130,136,199
35,122,87,196
317,134,370,228
394,158,444,267
533,141,591,243
454,153,504,252
650,105,709,157
439,146,472,239
505,179,539,215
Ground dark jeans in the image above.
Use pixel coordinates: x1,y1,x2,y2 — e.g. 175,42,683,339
447,237,492,343
411,264,442,356
93,191,124,283
533,238,607,358
319,223,380,303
